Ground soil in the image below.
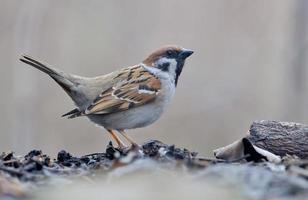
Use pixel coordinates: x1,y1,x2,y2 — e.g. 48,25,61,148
1,139,308,200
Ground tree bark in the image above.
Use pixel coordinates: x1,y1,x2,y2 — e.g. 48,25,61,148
248,120,308,159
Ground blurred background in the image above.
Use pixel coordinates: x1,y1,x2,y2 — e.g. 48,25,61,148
1,0,308,156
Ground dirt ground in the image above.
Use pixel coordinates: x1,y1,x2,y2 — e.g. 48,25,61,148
0,138,308,200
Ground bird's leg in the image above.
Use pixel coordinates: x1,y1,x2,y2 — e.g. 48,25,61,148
118,130,138,146
106,129,126,149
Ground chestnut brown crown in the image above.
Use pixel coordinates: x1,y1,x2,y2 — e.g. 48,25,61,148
142,45,193,67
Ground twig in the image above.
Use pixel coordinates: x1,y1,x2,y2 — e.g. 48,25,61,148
195,154,250,163
195,157,226,162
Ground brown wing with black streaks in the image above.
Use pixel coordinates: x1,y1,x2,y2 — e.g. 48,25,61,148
65,65,161,118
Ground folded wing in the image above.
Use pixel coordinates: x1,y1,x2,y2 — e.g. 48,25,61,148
64,65,161,118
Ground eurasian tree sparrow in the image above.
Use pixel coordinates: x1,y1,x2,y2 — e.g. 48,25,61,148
20,45,194,148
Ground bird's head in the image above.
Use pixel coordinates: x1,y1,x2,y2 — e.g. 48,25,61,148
142,45,194,85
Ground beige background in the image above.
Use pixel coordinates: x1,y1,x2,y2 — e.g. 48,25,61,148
1,0,308,156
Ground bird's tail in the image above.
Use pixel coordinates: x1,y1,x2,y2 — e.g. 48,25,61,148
19,54,75,94
20,54,57,76
19,54,86,119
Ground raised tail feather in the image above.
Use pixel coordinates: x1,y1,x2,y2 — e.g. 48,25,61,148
19,55,75,92
20,54,57,76
20,54,83,119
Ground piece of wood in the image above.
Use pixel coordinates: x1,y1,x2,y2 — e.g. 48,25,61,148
248,120,308,159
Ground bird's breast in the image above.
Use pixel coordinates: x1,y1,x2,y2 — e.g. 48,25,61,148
156,75,176,106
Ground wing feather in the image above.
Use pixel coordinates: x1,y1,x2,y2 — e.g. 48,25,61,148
84,65,161,115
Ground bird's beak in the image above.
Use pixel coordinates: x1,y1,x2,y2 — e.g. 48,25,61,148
179,48,194,59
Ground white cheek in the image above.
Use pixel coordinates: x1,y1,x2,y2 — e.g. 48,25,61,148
155,58,177,78
156,57,176,66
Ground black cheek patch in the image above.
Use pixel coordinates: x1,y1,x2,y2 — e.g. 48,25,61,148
158,62,170,72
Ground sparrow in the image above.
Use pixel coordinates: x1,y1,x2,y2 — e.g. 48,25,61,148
20,45,194,148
